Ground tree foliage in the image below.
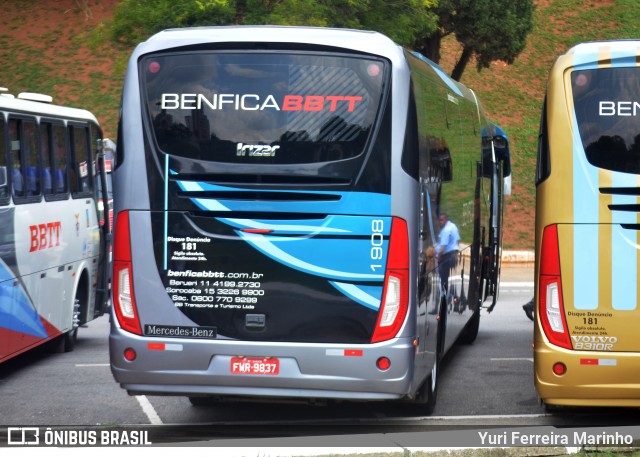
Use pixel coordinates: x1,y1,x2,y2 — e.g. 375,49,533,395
413,0,535,80
109,0,533,81
110,0,438,49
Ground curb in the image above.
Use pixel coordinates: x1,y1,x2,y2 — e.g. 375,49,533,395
502,250,534,264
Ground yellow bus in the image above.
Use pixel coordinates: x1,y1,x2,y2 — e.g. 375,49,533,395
535,40,640,408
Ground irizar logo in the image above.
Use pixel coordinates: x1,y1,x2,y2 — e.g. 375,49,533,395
236,143,280,157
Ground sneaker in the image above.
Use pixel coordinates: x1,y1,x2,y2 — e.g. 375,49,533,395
522,298,534,321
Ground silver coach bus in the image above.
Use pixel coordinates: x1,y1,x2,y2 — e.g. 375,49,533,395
109,26,509,414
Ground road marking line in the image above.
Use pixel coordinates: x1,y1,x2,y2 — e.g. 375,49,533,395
135,395,163,425
500,281,534,287
75,365,163,425
491,357,534,362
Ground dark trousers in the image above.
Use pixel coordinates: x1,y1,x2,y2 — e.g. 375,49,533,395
439,250,458,292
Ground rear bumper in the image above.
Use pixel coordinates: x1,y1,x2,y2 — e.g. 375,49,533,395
535,341,640,407
109,326,416,400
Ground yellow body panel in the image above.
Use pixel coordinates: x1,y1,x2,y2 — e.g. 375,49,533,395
535,41,640,407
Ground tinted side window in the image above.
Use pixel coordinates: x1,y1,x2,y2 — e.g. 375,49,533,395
0,116,8,202
90,122,102,192
23,120,40,197
536,98,551,185
40,123,53,195
9,117,39,200
70,125,92,195
52,124,68,194
41,121,70,198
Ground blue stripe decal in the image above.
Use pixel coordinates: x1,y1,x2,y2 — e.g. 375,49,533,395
611,172,638,310
218,215,373,235
611,43,638,67
176,180,230,212
572,114,599,310
237,231,385,281
611,226,638,311
572,45,600,71
329,282,381,311
176,180,391,215
0,260,47,339
164,155,169,270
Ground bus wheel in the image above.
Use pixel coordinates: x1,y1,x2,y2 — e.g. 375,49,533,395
62,297,81,352
49,327,77,353
458,304,480,345
62,327,78,352
421,355,439,415
395,356,438,417
407,301,445,416
188,396,219,407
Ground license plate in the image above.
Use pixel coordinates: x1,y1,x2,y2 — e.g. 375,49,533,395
230,357,280,375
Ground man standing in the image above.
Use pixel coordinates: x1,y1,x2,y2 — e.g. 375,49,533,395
437,212,460,291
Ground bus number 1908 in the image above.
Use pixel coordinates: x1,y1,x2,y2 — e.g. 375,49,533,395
370,219,384,272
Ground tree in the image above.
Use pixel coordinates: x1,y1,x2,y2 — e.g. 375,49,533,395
110,0,438,49
413,0,535,81
109,0,532,82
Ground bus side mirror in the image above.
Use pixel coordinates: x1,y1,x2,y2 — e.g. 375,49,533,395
493,136,507,149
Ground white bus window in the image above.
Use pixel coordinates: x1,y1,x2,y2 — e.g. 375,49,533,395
8,119,24,198
71,125,92,194
23,120,40,197
52,124,68,194
40,123,53,195
0,117,8,201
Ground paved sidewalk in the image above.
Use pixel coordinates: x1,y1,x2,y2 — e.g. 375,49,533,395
501,250,534,283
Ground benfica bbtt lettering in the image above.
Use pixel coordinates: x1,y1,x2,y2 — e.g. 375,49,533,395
161,93,363,112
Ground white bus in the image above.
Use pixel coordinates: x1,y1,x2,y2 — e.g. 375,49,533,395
0,89,111,362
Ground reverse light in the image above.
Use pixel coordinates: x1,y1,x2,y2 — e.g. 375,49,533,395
379,276,401,326
538,225,571,349
371,218,409,343
117,268,135,318
545,282,563,333
112,211,142,335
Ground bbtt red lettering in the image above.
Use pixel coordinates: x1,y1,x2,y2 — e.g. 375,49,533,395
303,96,324,112
28,221,61,252
282,95,303,111
344,96,363,112
29,226,39,252
282,95,363,112
326,96,345,112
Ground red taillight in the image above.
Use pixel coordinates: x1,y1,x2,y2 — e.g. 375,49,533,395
538,224,571,349
553,362,567,376
376,357,391,371
112,211,142,335
124,348,137,361
371,218,409,343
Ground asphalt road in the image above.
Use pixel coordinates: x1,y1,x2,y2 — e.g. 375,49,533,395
3,267,639,446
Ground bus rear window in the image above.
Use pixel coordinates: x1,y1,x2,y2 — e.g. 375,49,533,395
572,67,640,174
142,52,387,164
